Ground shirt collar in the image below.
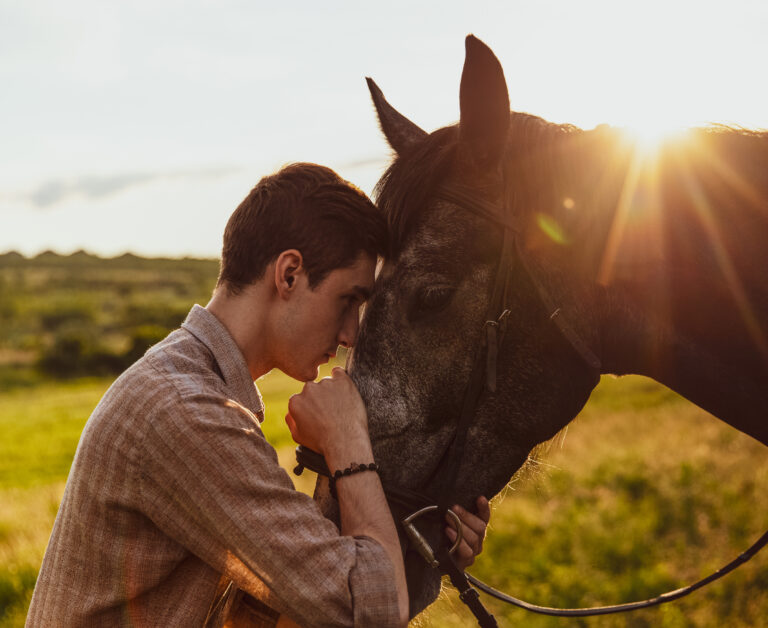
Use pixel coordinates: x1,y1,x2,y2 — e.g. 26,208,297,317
181,304,264,421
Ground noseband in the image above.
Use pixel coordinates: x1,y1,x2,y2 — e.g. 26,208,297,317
295,182,768,626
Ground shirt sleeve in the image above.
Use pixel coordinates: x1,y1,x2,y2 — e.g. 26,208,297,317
134,391,400,628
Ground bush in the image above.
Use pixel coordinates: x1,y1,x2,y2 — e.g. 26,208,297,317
37,330,121,377
123,325,170,365
39,306,93,332
38,333,89,377
37,323,173,378
121,303,188,330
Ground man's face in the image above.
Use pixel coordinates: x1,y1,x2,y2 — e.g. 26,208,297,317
279,253,376,382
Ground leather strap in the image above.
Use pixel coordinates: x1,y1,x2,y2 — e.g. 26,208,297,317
437,547,498,627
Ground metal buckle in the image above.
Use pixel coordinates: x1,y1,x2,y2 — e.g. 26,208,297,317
485,309,511,393
401,505,463,568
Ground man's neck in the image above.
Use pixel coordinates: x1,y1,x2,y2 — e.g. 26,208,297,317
206,284,274,381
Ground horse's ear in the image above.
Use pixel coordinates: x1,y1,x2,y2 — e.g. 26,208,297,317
366,77,427,155
459,35,510,172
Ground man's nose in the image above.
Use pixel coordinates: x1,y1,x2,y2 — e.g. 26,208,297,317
338,309,360,348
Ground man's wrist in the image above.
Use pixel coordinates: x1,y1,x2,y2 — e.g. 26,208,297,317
329,462,379,498
323,432,374,474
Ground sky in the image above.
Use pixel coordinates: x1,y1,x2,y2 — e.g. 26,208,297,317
2,0,767,258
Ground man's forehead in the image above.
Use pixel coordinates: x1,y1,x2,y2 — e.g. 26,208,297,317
346,265,375,298
328,255,375,294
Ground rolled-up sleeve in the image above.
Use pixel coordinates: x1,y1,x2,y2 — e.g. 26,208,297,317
136,391,399,627
349,536,402,626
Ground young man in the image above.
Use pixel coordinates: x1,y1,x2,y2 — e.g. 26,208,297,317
27,163,489,627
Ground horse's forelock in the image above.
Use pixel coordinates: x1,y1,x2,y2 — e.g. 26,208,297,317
374,114,587,257
374,126,459,256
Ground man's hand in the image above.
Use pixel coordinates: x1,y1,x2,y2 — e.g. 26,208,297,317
445,496,490,570
286,367,372,470
287,367,409,626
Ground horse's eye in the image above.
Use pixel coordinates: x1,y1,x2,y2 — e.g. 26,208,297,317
411,286,454,319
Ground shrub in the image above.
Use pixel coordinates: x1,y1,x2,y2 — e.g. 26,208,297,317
37,329,122,377
39,306,93,332
123,325,170,365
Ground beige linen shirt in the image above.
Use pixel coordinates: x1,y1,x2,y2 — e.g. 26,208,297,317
27,305,398,627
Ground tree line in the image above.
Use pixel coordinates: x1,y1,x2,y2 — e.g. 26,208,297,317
0,250,219,381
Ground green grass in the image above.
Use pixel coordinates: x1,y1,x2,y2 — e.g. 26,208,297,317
1,373,766,626
0,379,111,489
419,376,768,627
0,485,63,626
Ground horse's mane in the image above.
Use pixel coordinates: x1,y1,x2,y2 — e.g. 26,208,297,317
374,114,586,256
375,111,768,284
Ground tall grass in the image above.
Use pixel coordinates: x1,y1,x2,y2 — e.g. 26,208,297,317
1,374,766,626
420,376,768,627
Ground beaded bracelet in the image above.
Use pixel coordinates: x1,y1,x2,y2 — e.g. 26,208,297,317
329,462,379,499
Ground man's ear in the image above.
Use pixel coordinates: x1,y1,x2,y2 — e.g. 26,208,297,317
274,249,304,298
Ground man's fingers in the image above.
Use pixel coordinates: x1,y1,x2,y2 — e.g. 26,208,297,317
445,527,475,568
285,413,298,440
476,496,491,524
287,392,305,418
451,504,488,538
446,517,481,552
445,502,488,561
445,526,483,554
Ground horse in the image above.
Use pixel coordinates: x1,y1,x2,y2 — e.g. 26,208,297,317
317,35,768,617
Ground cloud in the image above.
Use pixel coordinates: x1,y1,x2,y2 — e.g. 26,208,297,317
25,167,241,208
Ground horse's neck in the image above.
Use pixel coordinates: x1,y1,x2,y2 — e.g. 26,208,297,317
598,278,768,446
535,126,768,283
577,129,768,446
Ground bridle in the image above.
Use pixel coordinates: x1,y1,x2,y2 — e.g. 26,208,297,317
295,181,768,626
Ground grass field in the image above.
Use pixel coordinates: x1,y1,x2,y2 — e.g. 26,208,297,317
1,372,766,627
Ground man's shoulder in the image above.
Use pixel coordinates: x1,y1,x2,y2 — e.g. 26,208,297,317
90,328,231,430
74,327,261,475
141,327,228,400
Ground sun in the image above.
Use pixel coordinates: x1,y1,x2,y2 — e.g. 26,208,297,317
621,117,689,156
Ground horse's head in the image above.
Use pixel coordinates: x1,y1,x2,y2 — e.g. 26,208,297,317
349,36,604,614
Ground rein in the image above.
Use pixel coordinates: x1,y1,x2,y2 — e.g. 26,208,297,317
294,181,768,625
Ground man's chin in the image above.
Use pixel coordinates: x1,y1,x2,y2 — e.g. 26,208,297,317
310,355,333,379
284,355,332,382
279,363,319,383
302,365,321,382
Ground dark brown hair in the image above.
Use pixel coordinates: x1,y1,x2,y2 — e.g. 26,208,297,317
218,163,388,293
